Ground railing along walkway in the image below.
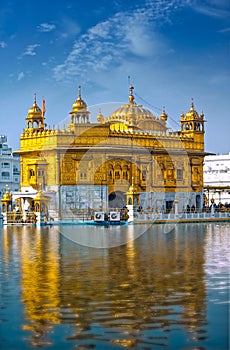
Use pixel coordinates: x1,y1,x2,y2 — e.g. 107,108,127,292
135,211,230,222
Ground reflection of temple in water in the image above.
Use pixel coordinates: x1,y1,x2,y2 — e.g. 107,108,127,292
2,224,209,346
2,226,61,347
103,224,207,338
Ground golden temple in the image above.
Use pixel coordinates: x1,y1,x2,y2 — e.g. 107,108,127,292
2,84,208,223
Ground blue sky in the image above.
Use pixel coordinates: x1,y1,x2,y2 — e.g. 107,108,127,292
0,0,229,154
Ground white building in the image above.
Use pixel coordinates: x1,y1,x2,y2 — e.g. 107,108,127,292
203,153,230,206
0,135,20,199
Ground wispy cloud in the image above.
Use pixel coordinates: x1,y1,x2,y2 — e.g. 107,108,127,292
52,0,230,85
218,26,230,33
53,0,179,82
37,23,56,32
191,0,230,18
59,17,81,39
17,72,24,80
0,41,7,48
22,44,40,56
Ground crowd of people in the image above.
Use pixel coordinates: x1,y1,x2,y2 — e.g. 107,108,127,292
202,201,230,212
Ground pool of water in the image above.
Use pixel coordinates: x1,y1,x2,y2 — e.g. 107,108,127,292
0,222,229,349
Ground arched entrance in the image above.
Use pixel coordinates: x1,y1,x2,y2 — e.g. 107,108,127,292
196,194,201,209
108,191,126,209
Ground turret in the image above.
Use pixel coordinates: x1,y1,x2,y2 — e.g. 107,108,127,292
180,98,205,150
25,94,46,130
180,98,205,133
68,86,90,131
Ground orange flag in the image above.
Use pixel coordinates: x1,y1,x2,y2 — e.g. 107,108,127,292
42,98,46,116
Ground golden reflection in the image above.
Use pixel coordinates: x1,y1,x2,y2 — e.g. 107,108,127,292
1,223,210,347
125,225,136,274
21,229,60,322
2,226,61,346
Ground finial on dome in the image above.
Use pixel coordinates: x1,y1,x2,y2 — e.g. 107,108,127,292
34,92,37,105
129,84,135,103
160,106,168,121
128,76,135,103
190,98,194,110
78,85,81,98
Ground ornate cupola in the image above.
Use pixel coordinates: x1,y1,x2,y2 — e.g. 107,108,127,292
180,98,205,134
69,86,90,130
25,94,45,130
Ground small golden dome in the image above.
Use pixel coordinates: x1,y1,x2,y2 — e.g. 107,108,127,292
27,93,42,117
185,98,199,119
127,177,138,194
128,183,136,193
160,106,168,121
97,109,104,123
1,185,11,201
72,86,87,112
200,111,204,119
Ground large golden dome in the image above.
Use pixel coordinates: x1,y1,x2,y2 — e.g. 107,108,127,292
105,85,167,131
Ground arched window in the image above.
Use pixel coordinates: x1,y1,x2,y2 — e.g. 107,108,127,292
196,194,201,209
123,170,128,179
29,169,35,177
35,203,40,212
115,171,120,179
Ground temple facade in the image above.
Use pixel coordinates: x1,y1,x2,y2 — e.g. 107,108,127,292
7,85,208,222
